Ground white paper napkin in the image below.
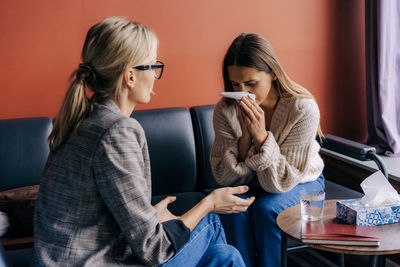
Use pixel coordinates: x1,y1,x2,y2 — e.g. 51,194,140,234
219,92,256,101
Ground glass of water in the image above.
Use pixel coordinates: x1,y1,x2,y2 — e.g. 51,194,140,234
300,188,325,221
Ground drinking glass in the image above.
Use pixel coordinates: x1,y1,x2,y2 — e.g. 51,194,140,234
300,188,325,221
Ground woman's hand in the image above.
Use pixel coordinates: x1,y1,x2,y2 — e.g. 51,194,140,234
178,186,255,231
153,196,178,222
239,96,268,151
207,186,255,214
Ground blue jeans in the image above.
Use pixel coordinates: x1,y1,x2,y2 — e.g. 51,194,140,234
159,213,246,267
220,174,325,267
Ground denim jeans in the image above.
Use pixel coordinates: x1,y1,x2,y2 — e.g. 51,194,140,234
159,213,246,267
220,174,325,267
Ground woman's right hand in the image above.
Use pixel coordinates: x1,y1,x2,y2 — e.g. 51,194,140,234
207,186,255,214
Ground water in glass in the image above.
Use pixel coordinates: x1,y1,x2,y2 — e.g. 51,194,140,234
300,191,325,221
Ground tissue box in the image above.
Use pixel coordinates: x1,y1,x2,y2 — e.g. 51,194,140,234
336,198,400,226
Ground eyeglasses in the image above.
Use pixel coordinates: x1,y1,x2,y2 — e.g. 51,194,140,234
133,60,164,79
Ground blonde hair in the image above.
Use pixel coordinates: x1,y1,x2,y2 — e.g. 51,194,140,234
222,32,323,137
49,17,158,152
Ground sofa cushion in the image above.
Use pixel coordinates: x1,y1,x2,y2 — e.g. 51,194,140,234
152,192,205,216
131,108,197,195
5,247,32,267
0,185,39,237
0,243,9,267
190,105,221,191
0,117,52,192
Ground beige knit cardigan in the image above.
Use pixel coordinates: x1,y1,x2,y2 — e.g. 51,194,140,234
210,94,324,193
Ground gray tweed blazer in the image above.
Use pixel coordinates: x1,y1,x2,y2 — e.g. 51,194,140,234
33,98,187,266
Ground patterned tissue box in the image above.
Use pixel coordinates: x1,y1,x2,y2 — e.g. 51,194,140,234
336,198,400,226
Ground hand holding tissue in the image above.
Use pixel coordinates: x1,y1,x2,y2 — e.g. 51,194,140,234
219,92,256,101
336,171,400,225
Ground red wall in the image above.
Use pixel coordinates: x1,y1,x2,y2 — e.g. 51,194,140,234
0,0,367,141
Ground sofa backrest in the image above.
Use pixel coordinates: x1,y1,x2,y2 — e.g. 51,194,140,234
131,108,197,195
0,117,52,191
190,105,220,191
0,107,217,195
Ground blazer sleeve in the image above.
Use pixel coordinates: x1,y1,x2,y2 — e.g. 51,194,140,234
210,100,255,186
245,100,324,193
93,118,189,266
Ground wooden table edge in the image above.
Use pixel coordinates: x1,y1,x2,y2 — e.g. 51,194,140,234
277,199,400,255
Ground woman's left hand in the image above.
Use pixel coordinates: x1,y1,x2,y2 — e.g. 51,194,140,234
239,96,268,151
153,196,178,222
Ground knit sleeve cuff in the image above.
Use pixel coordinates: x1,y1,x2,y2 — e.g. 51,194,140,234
245,132,280,172
224,139,254,176
246,144,257,158
162,220,190,253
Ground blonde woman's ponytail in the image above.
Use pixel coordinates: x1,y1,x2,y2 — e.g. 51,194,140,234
49,66,94,152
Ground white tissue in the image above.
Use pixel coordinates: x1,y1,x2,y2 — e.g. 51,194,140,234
219,92,256,101
358,171,400,206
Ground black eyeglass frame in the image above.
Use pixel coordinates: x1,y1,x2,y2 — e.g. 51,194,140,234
133,60,164,79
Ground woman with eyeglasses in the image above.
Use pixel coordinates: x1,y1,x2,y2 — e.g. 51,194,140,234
210,33,325,266
33,17,253,266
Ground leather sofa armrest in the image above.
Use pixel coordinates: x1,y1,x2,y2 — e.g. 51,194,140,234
1,236,34,251
321,134,388,178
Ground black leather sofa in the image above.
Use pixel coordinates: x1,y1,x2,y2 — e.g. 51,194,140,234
132,107,206,215
0,117,52,266
0,104,362,266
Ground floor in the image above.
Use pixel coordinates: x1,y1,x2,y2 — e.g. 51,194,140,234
287,248,400,267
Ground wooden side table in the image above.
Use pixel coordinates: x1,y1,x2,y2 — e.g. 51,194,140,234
277,199,400,267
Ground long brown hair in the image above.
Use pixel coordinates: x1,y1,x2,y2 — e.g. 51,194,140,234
48,17,158,152
222,32,323,137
